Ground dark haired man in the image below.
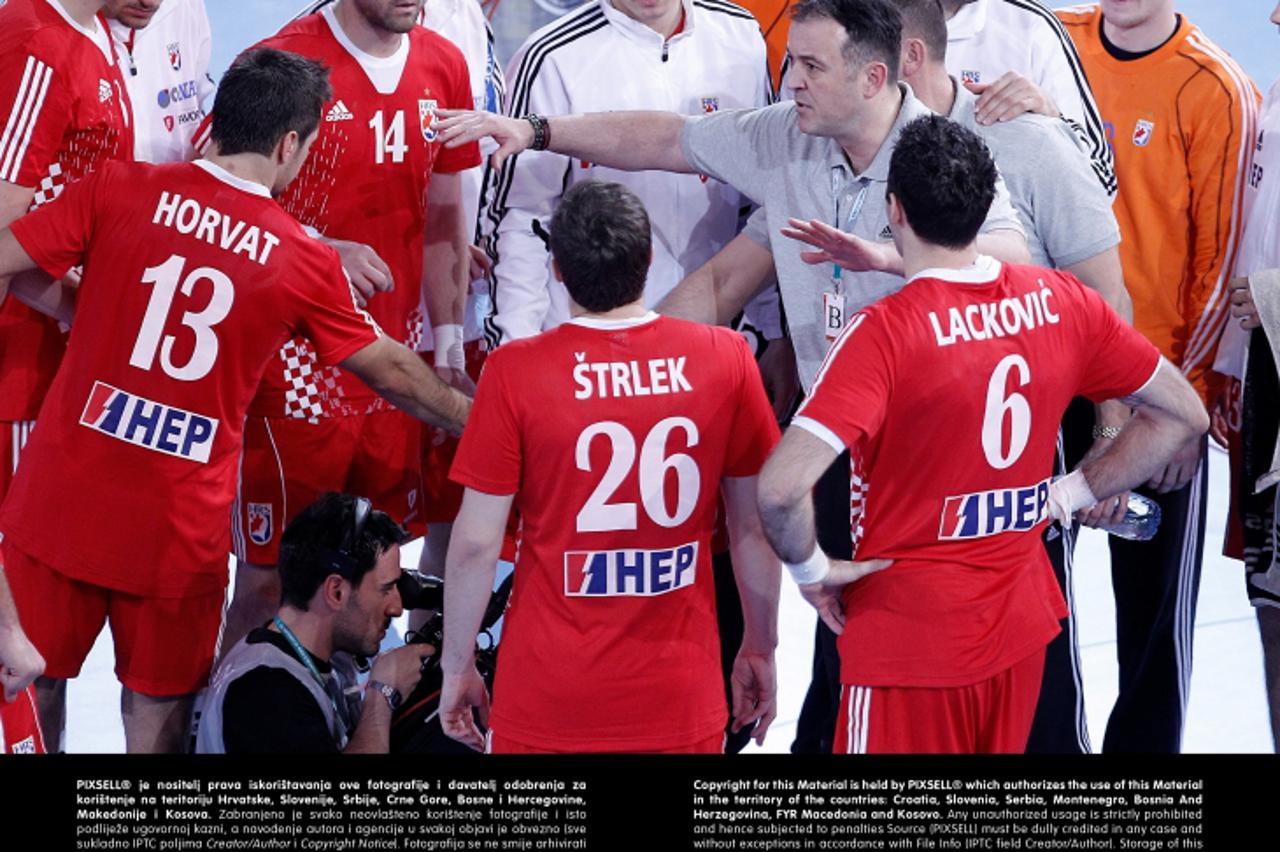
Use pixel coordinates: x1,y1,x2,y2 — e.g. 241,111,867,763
439,181,782,754
756,115,1207,753
195,493,430,753
0,47,469,753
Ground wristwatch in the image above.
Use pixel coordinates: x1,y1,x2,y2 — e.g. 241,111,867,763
1092,425,1122,440
368,680,402,712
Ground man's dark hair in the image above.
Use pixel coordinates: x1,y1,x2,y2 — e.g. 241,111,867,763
211,48,332,156
886,115,997,249
548,180,651,313
791,0,902,81
890,0,948,60
278,493,408,610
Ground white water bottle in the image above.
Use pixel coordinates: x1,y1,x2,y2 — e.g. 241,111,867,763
1098,493,1162,541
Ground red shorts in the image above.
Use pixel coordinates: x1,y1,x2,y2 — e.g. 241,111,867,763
418,343,486,527
234,410,424,564
3,543,225,697
0,420,35,503
0,685,45,754
488,730,724,754
834,648,1046,754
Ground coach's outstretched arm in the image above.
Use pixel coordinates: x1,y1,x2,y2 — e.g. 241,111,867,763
339,337,471,436
435,109,694,175
757,429,893,635
1048,358,1210,522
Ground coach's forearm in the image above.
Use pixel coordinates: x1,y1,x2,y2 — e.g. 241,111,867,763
659,234,775,326
546,112,695,174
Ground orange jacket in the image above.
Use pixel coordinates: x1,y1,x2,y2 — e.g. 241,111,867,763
1058,5,1259,406
739,0,793,92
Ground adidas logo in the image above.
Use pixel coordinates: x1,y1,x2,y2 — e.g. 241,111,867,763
878,224,893,240
98,79,112,103
326,100,354,122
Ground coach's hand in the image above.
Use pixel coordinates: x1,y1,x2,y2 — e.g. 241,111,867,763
440,667,491,752
730,649,777,746
0,623,45,703
782,219,904,276
329,239,393,307
1228,275,1261,330
436,109,534,172
967,72,1060,125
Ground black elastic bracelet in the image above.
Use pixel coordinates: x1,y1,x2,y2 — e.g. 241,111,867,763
524,113,549,151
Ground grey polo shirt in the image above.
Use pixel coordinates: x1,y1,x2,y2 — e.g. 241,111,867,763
682,83,1025,390
950,82,1120,269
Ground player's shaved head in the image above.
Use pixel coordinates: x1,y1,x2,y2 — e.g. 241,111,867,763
887,115,996,249
549,181,651,314
211,48,332,158
890,0,948,60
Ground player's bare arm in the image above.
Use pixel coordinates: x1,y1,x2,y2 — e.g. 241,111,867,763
1050,358,1209,520
439,488,512,751
1063,247,1136,527
722,475,781,746
435,108,694,175
322,237,393,307
422,171,473,393
339,336,470,435
657,233,775,326
0,566,44,702
1228,274,1261,330
757,428,893,634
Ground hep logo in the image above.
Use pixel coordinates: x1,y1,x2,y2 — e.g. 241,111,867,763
564,542,698,597
79,381,217,463
938,479,1050,540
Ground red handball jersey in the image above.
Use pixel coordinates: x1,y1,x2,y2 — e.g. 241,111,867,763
0,0,133,422
450,314,779,751
794,257,1161,688
240,8,480,421
0,160,380,597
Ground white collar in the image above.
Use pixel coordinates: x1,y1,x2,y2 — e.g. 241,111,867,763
568,310,661,330
322,4,410,93
946,0,990,42
906,254,1002,286
45,0,114,64
599,0,694,47
193,159,273,198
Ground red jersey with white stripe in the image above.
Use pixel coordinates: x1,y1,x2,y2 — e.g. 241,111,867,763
233,8,479,420
794,258,1160,688
450,314,779,750
0,160,380,596
0,0,133,422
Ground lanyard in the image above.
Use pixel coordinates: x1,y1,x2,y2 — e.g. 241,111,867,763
273,616,330,693
830,172,871,290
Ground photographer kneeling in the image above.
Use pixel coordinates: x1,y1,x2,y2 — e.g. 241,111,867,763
196,494,431,753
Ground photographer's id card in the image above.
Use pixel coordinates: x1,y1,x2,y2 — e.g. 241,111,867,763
823,290,846,342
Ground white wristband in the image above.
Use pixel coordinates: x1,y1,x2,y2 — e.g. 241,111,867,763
432,324,463,368
786,543,830,586
1047,470,1099,524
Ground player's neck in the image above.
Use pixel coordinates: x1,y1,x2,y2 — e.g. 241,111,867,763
55,0,107,29
836,85,902,175
202,150,277,196
572,302,649,322
612,1,685,40
901,238,980,281
334,0,404,59
907,65,956,117
273,607,336,664
1101,10,1178,53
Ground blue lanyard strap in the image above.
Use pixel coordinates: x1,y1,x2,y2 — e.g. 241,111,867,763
273,616,327,691
831,172,871,285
